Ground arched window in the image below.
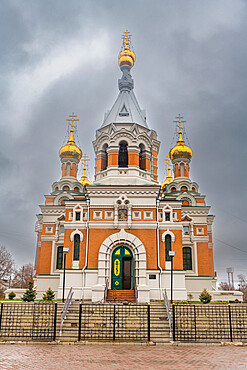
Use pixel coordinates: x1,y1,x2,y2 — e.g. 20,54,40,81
181,186,188,191
63,186,69,191
118,141,128,167
139,144,145,170
165,235,172,261
59,197,69,205
182,200,190,206
183,247,192,270
73,234,80,261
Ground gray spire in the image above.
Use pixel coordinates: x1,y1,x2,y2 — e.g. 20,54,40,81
101,70,148,128
118,69,134,91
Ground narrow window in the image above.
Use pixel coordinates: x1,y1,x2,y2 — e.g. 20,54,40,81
165,235,172,261
73,234,80,261
56,246,63,269
60,225,64,234
118,141,128,167
183,247,192,270
165,212,170,221
75,211,81,221
102,144,108,170
139,144,145,170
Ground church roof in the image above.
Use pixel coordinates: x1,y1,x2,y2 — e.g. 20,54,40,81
101,89,148,128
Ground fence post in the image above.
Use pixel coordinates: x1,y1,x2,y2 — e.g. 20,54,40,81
53,303,57,341
0,303,3,332
78,303,82,341
113,305,116,341
147,304,150,342
228,304,233,342
193,305,197,342
172,304,176,342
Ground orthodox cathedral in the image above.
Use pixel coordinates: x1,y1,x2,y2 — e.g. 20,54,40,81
34,32,216,302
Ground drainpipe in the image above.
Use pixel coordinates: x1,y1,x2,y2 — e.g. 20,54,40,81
156,199,162,300
81,198,90,300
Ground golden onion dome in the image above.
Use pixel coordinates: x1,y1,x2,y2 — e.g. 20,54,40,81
161,167,173,190
59,129,82,160
79,167,91,185
118,46,136,69
169,131,193,161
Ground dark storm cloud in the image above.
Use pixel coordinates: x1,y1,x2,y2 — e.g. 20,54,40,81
0,0,246,284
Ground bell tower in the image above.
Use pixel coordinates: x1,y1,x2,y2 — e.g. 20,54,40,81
93,31,160,185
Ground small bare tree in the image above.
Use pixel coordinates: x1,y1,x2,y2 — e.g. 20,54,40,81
12,263,34,288
218,282,231,291
238,274,247,302
0,245,14,298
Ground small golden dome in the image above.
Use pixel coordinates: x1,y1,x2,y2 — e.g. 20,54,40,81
118,47,136,69
79,167,91,185
59,129,82,160
161,167,173,190
169,131,193,161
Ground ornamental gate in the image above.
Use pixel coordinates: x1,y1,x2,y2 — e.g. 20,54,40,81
0,302,57,341
173,304,247,342
111,246,133,290
78,304,150,342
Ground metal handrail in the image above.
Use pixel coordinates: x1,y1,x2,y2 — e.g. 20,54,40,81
60,287,73,336
104,279,109,302
134,284,138,303
163,289,172,337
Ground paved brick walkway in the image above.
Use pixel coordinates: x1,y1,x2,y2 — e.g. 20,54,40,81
0,344,247,369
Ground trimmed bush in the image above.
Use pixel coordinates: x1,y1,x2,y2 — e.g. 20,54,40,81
199,289,212,304
8,291,16,300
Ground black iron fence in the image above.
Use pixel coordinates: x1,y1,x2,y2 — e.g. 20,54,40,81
0,302,57,341
78,303,150,342
173,304,247,342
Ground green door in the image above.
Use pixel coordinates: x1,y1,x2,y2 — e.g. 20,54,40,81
111,247,133,289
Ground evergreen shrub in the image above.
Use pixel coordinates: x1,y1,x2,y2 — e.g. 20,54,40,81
43,287,55,301
21,282,36,302
8,292,16,300
199,289,212,304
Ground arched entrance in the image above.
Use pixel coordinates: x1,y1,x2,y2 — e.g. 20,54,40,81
111,246,133,289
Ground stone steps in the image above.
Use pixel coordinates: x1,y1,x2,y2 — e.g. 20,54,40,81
57,301,171,343
106,290,136,302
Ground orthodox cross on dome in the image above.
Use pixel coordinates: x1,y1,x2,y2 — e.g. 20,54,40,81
164,156,171,168
66,112,79,130
79,153,91,185
82,154,90,169
172,113,188,143
61,112,82,151
121,30,132,48
173,114,186,131
161,156,173,190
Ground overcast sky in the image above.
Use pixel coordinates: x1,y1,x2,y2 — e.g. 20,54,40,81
0,0,246,284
